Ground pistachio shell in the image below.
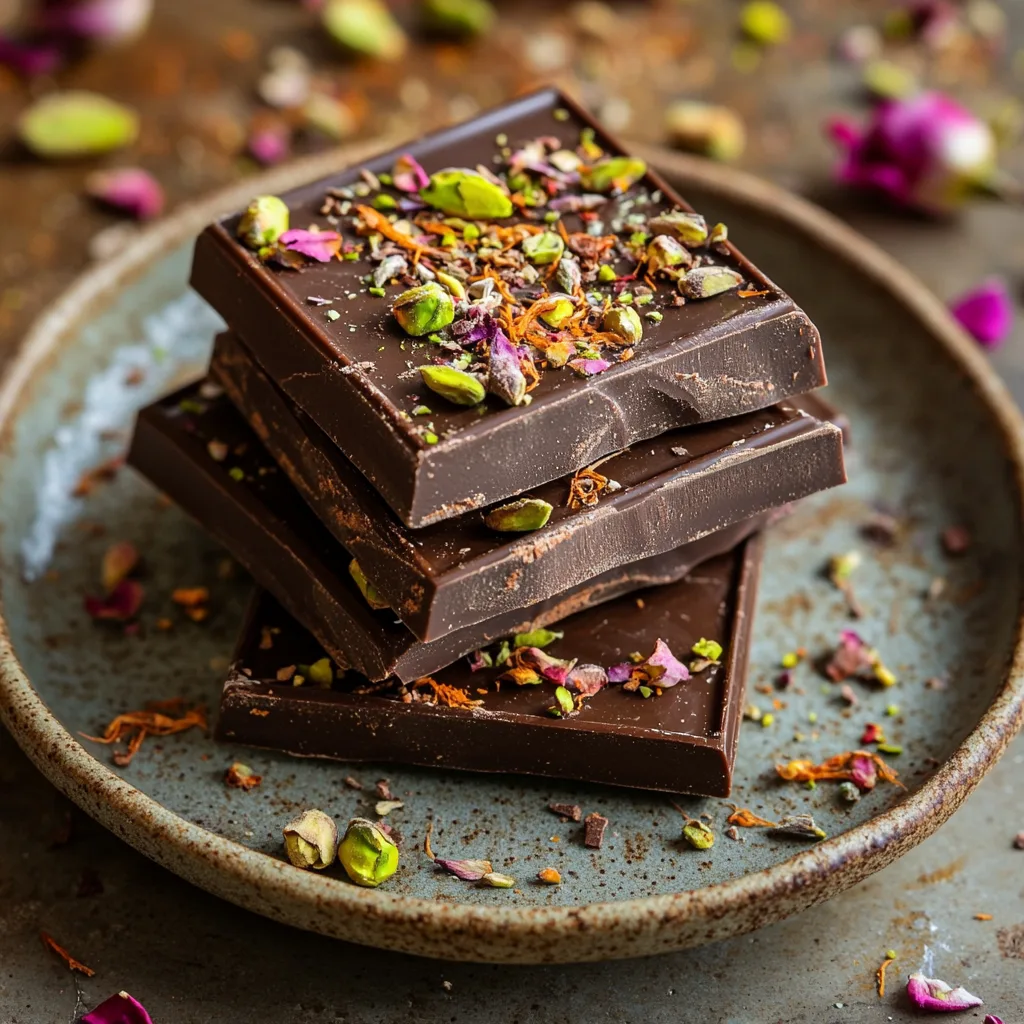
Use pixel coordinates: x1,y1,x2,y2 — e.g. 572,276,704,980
680,265,744,299
420,168,513,219
521,230,565,265
392,282,455,336
283,809,338,870
484,498,553,532
322,0,407,59
419,364,486,406
338,817,399,887
647,210,708,246
579,156,647,193
237,195,289,250
19,91,138,158
603,305,643,344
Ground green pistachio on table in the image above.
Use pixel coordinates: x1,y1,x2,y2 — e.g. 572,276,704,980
579,156,647,193
539,294,576,329
392,282,455,336
603,305,643,345
421,0,496,37
521,230,565,265
740,0,791,45
680,265,744,300
647,210,708,247
419,364,486,406
283,809,338,870
338,817,400,887
18,91,139,159
646,234,692,274
664,100,746,163
484,498,553,532
237,195,290,250
420,168,513,219
682,820,715,850
322,0,407,60
348,559,390,610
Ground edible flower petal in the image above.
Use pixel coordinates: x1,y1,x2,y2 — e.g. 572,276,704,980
392,152,430,192
82,991,154,1024
906,972,983,1012
487,330,528,406
567,357,612,377
606,662,632,683
435,857,493,881
85,579,143,622
86,168,164,220
101,540,139,592
40,0,153,44
776,750,902,790
0,36,62,77
950,279,1014,349
248,125,291,166
280,228,342,262
642,638,690,687
564,663,608,697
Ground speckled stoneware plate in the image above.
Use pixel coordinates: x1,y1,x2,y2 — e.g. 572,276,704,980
1,143,1023,964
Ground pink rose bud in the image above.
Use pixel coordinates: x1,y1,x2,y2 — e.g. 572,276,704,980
950,278,1014,349
40,0,153,45
86,168,164,220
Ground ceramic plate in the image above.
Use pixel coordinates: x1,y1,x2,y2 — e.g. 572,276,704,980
1,145,1022,964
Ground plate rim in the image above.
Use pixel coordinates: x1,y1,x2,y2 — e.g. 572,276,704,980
1,142,1023,963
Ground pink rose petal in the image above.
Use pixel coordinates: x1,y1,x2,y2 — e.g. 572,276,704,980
564,663,608,697
950,279,1014,349
248,125,291,167
86,168,164,220
984,1016,1004,1024
606,662,632,683
42,0,153,44
85,579,144,622
279,228,341,262
434,857,492,881
0,35,63,77
83,990,153,1024
567,357,612,377
643,638,690,687
906,972,983,1012
393,152,429,193
850,753,878,791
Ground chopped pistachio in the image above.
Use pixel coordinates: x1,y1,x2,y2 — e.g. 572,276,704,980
283,809,338,870
664,101,746,162
771,814,827,841
325,308,341,321
603,305,643,345
647,210,708,246
646,234,692,274
514,628,563,649
372,193,397,211
580,156,647,193
709,222,729,245
392,282,455,337
781,651,799,669
337,817,399,887
411,404,432,416
419,364,485,406
322,0,407,59
237,195,289,250
484,497,553,532
761,712,775,727
877,742,903,755
435,270,467,300
420,168,513,219
838,781,861,804
638,685,653,698
551,686,575,717
692,638,723,663
740,1,791,45
521,230,565,265
680,265,744,299
597,264,617,283
862,59,918,100
539,294,575,329
368,286,386,297
308,657,334,687
348,559,390,610
424,432,438,444
228,467,245,482
683,820,715,850
829,550,861,584
645,310,664,323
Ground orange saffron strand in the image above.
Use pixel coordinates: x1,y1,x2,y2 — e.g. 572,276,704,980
354,205,446,260
727,808,778,828
40,932,95,977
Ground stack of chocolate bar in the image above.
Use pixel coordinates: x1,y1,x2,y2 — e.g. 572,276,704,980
128,89,846,796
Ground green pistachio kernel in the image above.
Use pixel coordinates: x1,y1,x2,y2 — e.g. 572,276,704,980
420,168,513,219
886,703,900,717
337,817,399,887
421,0,496,38
326,308,341,321
597,264,618,283
308,657,334,688
682,821,715,850
838,780,861,804
552,686,575,716
539,294,575,329
283,809,338,870
484,497,553,533
709,222,729,245
237,195,290,250
664,100,746,162
680,265,744,300
740,1,791,45
463,223,481,241
18,90,139,159
580,156,647,193
692,638,723,663
495,640,511,666
435,269,467,300
877,742,903,755
761,713,775,727
603,305,643,345
322,0,407,59
647,210,708,246
368,286,386,297
646,234,693,274
480,872,515,888
411,404,432,416
781,651,799,669
419,364,486,406
514,628,563,649
645,310,664,323
424,431,439,444
874,663,898,687
638,685,653,699
372,193,397,211
392,282,455,336
521,230,565,265
862,59,917,100
617,292,633,305
228,467,245,482
348,559,390,610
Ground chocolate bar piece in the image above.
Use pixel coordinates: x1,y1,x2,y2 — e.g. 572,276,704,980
151,365,844,641
191,87,826,528
128,380,778,681
217,536,763,797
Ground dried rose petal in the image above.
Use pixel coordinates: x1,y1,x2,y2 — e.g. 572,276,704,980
950,279,1013,349
41,0,154,45
850,752,878,791
85,579,143,622
467,649,490,672
434,857,493,881
392,152,430,192
984,1016,1004,1024
86,168,164,220
0,36,63,77
564,663,608,697
567,357,612,377
906,972,983,1012
515,647,574,684
101,540,139,592
248,125,291,166
82,990,153,1024
606,662,632,683
487,330,527,406
280,228,341,263
643,638,690,687
826,629,873,681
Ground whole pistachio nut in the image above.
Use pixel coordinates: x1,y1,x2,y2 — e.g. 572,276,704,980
484,498,553,532
421,0,496,37
682,820,715,850
580,156,647,193
681,265,744,300
283,809,338,870
392,282,455,336
18,90,139,159
348,559,390,610
420,168,513,219
538,294,576,329
647,210,708,247
664,101,746,162
338,817,399,887
521,230,565,265
419,364,486,406
603,305,643,345
237,195,290,250
322,0,407,60
554,256,582,294
645,234,692,274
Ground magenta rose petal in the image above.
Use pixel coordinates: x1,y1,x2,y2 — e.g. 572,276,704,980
248,125,291,166
279,228,341,262
0,35,63,76
606,662,632,684
86,168,164,220
392,152,430,193
906,972,983,1012
567,357,612,377
434,857,493,881
82,990,154,1024
643,638,690,687
950,279,1014,349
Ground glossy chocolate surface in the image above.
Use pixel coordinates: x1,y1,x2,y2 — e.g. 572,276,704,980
191,88,826,527
211,333,844,639
217,536,763,797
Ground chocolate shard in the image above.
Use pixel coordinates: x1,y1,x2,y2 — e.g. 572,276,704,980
216,536,764,797
190,87,827,528
584,813,610,849
548,803,583,822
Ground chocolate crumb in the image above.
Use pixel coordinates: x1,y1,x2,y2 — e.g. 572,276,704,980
549,802,582,822
1015,832,1024,850
725,826,740,841
942,525,971,555
344,776,364,790
584,812,609,849
375,779,394,800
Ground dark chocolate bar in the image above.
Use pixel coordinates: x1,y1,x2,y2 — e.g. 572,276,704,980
127,379,778,681
217,535,763,797
191,87,827,528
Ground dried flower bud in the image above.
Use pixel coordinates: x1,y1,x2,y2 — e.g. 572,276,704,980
647,210,708,246
393,282,455,337
322,0,407,60
348,559,390,610
337,817,399,887
237,195,289,250
580,156,647,193
771,814,827,841
19,90,139,159
680,266,744,300
554,257,582,294
421,0,496,37
283,809,338,870
664,101,746,162
683,820,715,849
603,305,643,345
646,234,692,275
420,168,513,219
86,168,164,220
521,230,565,265
484,497,553,532
480,872,515,888
419,364,486,406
